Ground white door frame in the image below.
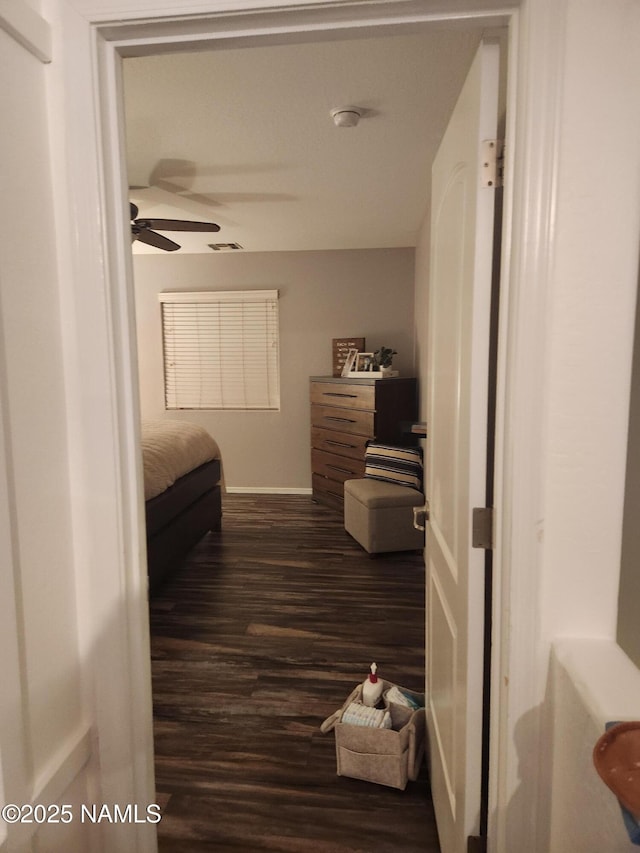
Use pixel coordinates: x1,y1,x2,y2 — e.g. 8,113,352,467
59,1,564,850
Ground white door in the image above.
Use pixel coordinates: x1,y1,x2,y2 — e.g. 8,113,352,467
425,39,500,853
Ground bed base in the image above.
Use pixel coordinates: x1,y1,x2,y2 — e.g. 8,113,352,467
145,458,222,596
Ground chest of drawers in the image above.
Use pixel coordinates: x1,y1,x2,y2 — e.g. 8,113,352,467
310,376,418,509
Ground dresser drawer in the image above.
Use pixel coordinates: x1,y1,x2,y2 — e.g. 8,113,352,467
310,427,369,461
312,449,366,483
310,381,375,411
311,403,374,436
312,473,346,507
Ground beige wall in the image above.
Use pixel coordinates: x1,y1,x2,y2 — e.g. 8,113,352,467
133,247,416,489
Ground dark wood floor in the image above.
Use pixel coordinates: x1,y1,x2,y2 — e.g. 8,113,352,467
149,493,440,852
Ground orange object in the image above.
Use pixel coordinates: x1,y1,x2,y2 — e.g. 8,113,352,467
593,721,640,817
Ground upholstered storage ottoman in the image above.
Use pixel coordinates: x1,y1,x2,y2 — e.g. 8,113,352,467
344,477,425,554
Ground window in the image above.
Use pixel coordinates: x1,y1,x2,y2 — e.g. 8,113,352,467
159,290,280,410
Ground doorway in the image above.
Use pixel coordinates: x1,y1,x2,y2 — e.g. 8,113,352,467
125,30,500,844
90,3,528,848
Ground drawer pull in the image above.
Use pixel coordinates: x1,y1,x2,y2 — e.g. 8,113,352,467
327,464,357,475
323,392,358,399
327,439,357,449
325,416,356,424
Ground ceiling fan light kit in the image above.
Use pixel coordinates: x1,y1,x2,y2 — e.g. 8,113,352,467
331,107,363,128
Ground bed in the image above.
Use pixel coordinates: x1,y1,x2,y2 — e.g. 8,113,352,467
141,419,222,595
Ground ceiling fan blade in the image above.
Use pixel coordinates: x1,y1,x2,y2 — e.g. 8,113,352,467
135,218,221,233
134,228,181,252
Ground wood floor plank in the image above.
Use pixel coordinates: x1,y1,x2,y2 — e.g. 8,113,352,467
149,494,440,852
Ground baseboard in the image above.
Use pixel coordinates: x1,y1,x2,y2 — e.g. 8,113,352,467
225,487,313,495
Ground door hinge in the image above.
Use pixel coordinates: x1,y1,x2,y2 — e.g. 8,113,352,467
481,139,504,188
467,835,487,853
472,507,494,550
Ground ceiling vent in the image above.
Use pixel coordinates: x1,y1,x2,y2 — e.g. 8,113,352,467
208,242,244,251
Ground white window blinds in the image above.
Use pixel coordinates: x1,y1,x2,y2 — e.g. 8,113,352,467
159,290,280,410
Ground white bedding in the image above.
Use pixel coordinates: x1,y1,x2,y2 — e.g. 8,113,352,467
141,419,221,501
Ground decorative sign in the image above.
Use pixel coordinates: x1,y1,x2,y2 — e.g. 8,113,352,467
332,337,365,377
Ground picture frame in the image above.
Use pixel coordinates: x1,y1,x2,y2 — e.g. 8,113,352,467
333,337,366,377
341,348,359,376
354,352,375,373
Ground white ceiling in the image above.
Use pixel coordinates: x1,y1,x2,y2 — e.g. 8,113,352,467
123,28,485,254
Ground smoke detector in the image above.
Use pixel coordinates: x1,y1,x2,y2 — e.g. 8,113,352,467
331,107,363,128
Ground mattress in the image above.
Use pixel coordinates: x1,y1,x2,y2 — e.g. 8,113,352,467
141,419,220,500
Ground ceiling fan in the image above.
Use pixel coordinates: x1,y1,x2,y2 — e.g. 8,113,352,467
130,202,220,251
